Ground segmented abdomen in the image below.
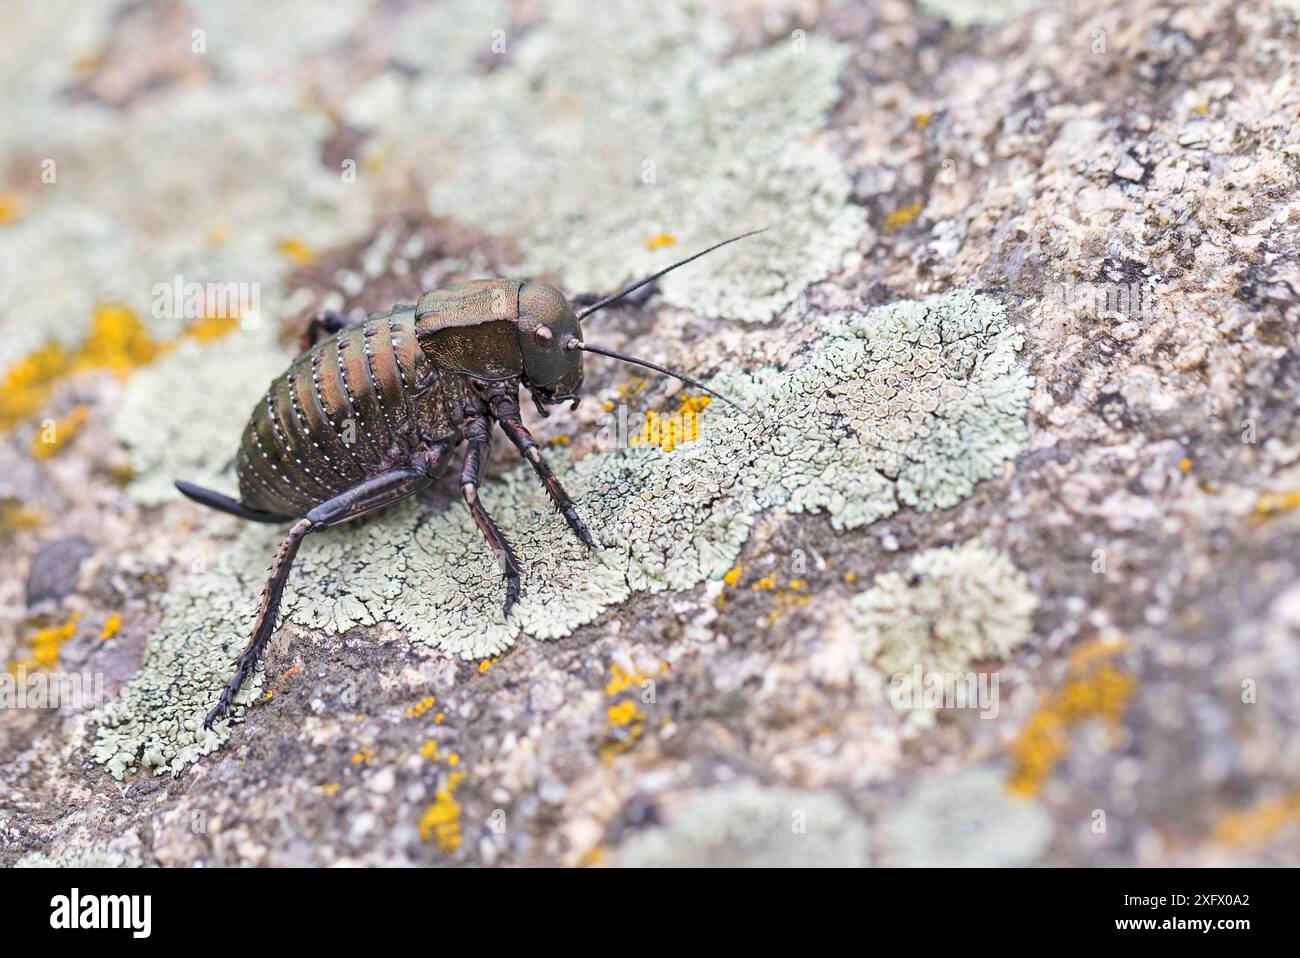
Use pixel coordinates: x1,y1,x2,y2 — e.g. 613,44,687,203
236,308,440,516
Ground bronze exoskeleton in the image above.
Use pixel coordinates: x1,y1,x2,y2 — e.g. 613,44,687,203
176,231,760,727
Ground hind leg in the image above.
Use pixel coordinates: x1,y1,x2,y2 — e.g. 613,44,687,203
205,466,431,728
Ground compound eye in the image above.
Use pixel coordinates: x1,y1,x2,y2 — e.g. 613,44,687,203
531,325,554,348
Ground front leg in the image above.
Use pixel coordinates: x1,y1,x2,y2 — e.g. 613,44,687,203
460,413,524,614
485,392,593,549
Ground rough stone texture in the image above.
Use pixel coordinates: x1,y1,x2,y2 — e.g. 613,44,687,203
3,0,1300,868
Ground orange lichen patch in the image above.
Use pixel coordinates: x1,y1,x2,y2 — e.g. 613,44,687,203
405,695,437,719
1,305,169,434
0,342,73,432
31,403,90,459
547,434,571,446
615,376,649,401
913,110,933,131
418,770,467,851
276,237,316,265
599,704,645,764
184,314,240,343
1178,457,1193,473
478,657,498,673
321,782,342,797
434,712,445,725
723,564,743,587
282,664,303,681
0,498,43,542
1252,489,1300,523
843,570,858,584
99,612,122,641
446,751,461,767
1210,791,1300,846
645,233,677,250
629,395,710,453
351,746,376,765
580,846,607,867
751,575,810,624
8,614,79,674
419,739,440,760
604,661,666,697
607,701,641,726
883,200,924,233
1006,639,1136,797
0,191,24,225
77,305,167,373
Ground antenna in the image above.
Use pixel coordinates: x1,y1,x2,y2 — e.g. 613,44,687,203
573,228,768,321
566,339,750,416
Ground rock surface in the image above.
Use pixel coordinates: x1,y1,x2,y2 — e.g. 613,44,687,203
2,0,1300,867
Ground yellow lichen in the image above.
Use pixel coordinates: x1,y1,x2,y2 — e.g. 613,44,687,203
645,233,677,250
629,395,711,453
1253,489,1300,522
185,314,240,343
405,695,437,719
351,746,376,765
1210,791,1300,846
1,305,173,435
419,739,440,760
884,200,925,233
418,771,467,851
30,404,90,459
722,565,743,587
1178,457,1193,473
276,237,316,265
8,614,80,674
0,191,23,225
100,612,122,641
913,110,933,131
604,661,666,697
321,782,341,797
0,499,43,542
1007,639,1136,796
607,701,641,726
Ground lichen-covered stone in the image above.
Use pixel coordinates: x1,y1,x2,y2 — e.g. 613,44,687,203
877,766,1054,867
851,542,1038,676
918,0,1042,27
90,290,1030,777
113,329,293,505
342,0,863,323
15,843,142,868
615,782,869,867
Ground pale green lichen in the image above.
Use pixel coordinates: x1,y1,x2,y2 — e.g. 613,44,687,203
343,0,863,323
615,782,869,867
15,843,142,868
93,290,1031,777
851,542,1038,676
0,82,370,368
113,329,293,505
918,0,1042,27
877,766,1054,867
